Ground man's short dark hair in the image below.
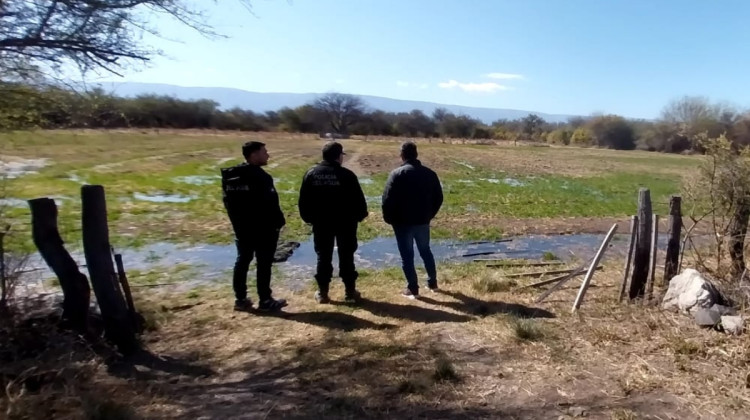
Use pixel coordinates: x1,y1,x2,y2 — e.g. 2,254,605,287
242,141,265,159
322,141,345,162
401,141,418,160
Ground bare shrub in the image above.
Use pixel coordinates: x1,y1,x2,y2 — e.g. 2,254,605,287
682,134,750,303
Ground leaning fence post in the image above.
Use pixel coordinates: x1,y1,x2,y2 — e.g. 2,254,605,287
28,198,91,330
619,215,638,302
113,251,140,331
646,214,659,303
0,225,7,308
81,185,136,354
629,188,652,300
663,195,682,284
573,223,618,312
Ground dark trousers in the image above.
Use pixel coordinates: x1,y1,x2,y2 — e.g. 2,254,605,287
233,229,279,302
313,222,359,294
393,224,437,292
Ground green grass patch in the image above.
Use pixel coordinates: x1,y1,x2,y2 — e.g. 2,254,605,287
2,130,686,251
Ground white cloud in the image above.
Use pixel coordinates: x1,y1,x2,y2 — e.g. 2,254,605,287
396,80,410,87
438,79,509,93
418,83,429,89
335,79,345,84
484,72,524,80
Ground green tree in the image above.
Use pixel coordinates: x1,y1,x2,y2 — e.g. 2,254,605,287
587,115,636,150
521,114,545,139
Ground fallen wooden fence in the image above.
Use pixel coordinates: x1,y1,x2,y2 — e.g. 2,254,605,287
480,260,566,267
504,266,602,278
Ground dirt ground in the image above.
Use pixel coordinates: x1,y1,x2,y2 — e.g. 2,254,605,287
2,259,747,420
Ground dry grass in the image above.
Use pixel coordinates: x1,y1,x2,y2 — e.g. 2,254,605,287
4,257,748,419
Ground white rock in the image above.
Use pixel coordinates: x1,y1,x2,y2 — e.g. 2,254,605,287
721,316,744,335
662,268,720,314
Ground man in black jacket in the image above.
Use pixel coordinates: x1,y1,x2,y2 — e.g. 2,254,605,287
221,141,288,312
382,141,443,299
298,142,368,303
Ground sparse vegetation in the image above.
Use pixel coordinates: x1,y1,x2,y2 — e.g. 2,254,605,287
472,273,516,293
610,409,639,420
1,258,748,418
509,317,546,342
432,356,460,382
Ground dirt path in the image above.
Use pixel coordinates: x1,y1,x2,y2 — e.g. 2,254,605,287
344,148,365,176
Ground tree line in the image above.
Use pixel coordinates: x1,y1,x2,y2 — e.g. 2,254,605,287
1,82,749,154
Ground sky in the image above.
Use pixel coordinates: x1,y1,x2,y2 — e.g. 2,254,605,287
95,0,750,119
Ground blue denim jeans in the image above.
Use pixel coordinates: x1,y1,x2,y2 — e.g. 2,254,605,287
393,224,437,292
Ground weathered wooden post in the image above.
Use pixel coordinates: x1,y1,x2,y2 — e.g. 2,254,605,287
618,215,638,302
629,188,653,300
0,225,8,309
81,185,136,354
646,214,659,302
113,252,140,331
662,195,682,284
29,198,91,331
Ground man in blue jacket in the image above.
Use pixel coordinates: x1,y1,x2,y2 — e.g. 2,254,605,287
299,142,368,303
382,141,444,298
221,141,288,312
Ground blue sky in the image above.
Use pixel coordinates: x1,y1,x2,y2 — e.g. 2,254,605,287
97,0,750,119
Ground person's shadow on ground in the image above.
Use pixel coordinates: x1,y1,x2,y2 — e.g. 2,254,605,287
103,347,216,381
348,298,475,324
419,290,555,319
282,310,397,332
238,306,397,331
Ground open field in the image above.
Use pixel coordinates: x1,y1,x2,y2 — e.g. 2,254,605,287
1,129,696,251
3,130,748,419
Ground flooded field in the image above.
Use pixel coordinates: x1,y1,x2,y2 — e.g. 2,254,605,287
20,232,669,293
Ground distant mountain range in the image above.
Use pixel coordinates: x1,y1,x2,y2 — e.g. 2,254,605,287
95,82,575,124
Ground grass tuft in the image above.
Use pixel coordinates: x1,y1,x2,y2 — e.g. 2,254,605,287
472,274,516,293
510,317,546,342
433,357,460,382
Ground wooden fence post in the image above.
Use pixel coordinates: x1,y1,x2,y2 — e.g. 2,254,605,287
629,188,653,300
114,252,141,331
81,186,136,354
29,198,91,331
618,215,638,302
0,226,7,308
663,195,682,284
646,214,659,302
